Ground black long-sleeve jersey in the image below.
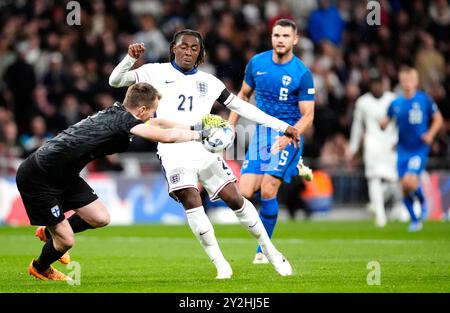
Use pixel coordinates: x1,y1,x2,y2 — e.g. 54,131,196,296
34,102,142,183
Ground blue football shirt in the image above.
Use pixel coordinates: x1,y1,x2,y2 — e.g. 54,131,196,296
244,50,315,126
387,91,438,151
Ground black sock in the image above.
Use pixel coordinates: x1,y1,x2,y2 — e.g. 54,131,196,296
44,227,51,239
33,239,65,272
68,214,94,233
44,214,94,239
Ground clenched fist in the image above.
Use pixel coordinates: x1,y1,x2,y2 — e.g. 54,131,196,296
128,43,145,59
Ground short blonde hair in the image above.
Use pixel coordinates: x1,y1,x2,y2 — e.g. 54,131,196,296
399,66,419,79
123,82,162,109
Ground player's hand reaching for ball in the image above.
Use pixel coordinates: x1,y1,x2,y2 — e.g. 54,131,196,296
128,43,145,59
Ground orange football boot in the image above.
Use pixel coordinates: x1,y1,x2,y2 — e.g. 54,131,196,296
28,260,72,281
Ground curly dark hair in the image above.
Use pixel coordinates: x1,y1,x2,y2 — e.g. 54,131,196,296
169,29,205,68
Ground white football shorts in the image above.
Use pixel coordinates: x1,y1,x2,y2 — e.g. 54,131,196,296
159,151,237,202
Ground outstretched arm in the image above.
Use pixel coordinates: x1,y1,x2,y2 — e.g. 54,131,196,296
228,81,254,128
271,100,314,153
109,43,145,87
130,124,200,143
146,118,190,130
218,89,299,141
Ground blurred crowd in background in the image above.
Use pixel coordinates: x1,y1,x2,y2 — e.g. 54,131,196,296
1,0,449,174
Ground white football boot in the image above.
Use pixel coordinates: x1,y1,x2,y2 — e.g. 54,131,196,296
297,157,313,181
265,251,293,276
214,259,233,279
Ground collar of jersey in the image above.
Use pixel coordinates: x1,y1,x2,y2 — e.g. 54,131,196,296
171,61,198,75
270,49,295,66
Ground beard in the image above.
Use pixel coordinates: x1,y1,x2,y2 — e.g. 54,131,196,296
274,47,291,59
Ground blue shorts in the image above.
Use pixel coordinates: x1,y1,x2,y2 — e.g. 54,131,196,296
397,147,429,178
241,125,303,183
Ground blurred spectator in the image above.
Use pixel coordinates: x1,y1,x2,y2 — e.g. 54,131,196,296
134,14,168,62
0,119,23,158
61,94,83,126
31,84,67,134
415,32,446,89
42,52,70,104
19,115,53,157
308,0,345,45
4,41,36,132
320,133,351,171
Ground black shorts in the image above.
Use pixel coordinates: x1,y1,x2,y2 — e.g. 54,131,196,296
16,154,98,226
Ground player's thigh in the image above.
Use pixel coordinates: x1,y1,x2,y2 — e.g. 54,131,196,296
47,219,75,250
173,187,203,210
16,156,65,226
160,155,200,196
74,198,110,227
239,173,263,199
199,154,237,202
218,182,244,210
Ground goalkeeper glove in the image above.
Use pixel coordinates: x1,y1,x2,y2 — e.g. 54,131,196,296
191,114,228,131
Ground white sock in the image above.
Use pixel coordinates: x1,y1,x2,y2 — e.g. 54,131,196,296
233,198,277,255
185,206,226,264
368,178,387,223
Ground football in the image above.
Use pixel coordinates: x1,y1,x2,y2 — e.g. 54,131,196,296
202,125,235,153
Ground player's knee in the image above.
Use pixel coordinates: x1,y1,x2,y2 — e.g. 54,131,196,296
92,212,110,228
401,176,418,194
261,178,279,199
260,183,277,199
55,235,75,251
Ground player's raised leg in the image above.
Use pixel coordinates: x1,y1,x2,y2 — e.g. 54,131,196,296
28,219,73,281
219,183,292,276
174,188,232,279
35,212,102,265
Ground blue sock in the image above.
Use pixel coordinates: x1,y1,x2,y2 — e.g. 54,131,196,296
403,193,418,223
415,186,425,204
415,186,428,220
257,197,278,253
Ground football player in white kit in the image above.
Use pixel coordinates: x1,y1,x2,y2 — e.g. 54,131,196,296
348,77,402,227
110,30,299,279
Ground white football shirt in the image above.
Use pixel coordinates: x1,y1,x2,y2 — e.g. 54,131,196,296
349,91,398,179
130,62,226,158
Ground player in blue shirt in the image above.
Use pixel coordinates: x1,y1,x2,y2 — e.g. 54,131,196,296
380,67,443,231
229,19,315,263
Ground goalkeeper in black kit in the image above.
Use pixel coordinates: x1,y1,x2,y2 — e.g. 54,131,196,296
17,82,207,281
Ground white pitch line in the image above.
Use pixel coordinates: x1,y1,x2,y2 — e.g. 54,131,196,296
0,235,429,245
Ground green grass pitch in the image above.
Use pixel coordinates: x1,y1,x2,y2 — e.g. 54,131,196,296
1,221,449,292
